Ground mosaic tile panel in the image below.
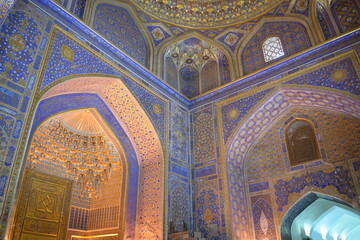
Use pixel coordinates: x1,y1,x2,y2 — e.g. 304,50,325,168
316,2,336,40
169,183,190,232
201,60,219,93
274,166,356,211
93,4,148,66
0,0,16,27
196,165,217,178
331,0,360,33
41,29,120,90
0,10,42,86
242,21,311,75
121,76,166,144
0,113,14,163
169,103,188,162
285,57,360,95
219,53,231,84
246,125,286,182
249,182,269,193
316,112,360,162
0,86,20,108
147,26,170,47
251,194,277,240
221,88,273,144
193,111,216,163
218,32,243,52
196,188,221,239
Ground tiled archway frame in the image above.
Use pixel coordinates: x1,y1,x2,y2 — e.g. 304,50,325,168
226,87,360,240
33,93,137,239
43,77,164,239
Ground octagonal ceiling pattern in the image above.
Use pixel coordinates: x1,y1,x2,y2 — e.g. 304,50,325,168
130,0,284,28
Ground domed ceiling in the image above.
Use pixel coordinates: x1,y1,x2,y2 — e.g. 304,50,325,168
130,0,285,28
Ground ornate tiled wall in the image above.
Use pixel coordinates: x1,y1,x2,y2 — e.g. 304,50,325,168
0,2,50,235
220,50,360,238
1,1,360,240
331,0,360,33
247,109,359,214
0,1,168,239
168,102,192,234
250,194,277,240
93,4,148,67
241,21,312,75
316,2,336,40
191,105,227,239
192,108,216,163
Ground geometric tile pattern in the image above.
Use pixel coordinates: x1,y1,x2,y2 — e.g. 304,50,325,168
93,4,148,66
221,88,273,144
331,0,360,33
193,112,216,163
0,10,42,86
121,76,167,144
285,57,360,96
169,103,188,162
0,0,16,27
226,88,360,240
242,21,311,75
196,188,220,239
41,30,120,90
251,195,277,240
170,185,190,232
317,2,336,40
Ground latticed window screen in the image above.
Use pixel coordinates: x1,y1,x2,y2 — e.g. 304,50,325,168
262,36,285,62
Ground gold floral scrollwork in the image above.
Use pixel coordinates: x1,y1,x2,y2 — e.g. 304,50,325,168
9,34,25,52
153,103,162,115
61,45,74,62
331,69,347,82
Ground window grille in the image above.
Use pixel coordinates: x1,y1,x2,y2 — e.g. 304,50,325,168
262,36,285,62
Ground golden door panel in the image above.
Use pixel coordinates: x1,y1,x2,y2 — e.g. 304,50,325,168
11,168,73,240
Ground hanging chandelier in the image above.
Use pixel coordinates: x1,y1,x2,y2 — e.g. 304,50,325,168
28,115,120,198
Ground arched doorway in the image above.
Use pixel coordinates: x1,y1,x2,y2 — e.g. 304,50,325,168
281,192,360,240
24,109,127,239
8,77,165,240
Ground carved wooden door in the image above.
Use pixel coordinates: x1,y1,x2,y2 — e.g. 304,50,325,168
11,168,73,240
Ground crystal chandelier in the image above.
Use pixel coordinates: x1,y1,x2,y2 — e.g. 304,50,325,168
28,116,120,198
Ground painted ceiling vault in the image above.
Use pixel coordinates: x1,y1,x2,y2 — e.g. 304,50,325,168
130,0,285,27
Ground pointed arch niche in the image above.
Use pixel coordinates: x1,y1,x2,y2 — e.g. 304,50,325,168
25,108,128,239
10,77,164,240
285,119,320,166
225,88,360,240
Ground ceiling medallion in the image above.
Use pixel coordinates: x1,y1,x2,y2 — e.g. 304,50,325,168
131,0,284,28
